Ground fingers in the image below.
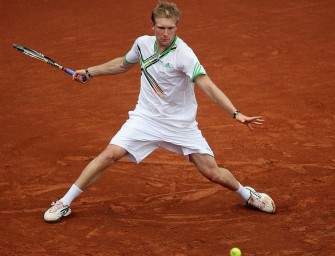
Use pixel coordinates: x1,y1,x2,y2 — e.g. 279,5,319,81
241,116,265,130
249,117,264,124
247,123,254,130
235,113,265,130
73,74,88,83
252,120,264,125
72,70,89,84
250,116,264,121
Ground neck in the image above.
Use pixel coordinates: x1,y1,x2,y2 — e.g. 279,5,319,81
157,45,167,54
156,35,177,54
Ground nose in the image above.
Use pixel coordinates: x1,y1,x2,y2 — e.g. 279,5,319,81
163,28,169,35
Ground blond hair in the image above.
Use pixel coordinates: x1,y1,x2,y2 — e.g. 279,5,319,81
151,1,181,24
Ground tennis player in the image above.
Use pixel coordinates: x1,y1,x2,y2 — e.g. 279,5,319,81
44,1,275,222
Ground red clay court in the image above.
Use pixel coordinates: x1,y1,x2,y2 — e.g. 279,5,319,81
0,0,334,255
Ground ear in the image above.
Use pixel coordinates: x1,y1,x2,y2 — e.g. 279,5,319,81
151,21,155,30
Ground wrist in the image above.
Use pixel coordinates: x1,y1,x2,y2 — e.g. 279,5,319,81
232,110,240,119
85,68,93,78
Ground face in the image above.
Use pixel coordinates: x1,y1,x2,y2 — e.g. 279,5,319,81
152,17,178,49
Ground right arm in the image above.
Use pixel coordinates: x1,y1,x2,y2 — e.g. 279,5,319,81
73,57,136,83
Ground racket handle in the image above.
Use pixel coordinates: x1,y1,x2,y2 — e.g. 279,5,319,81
64,68,87,82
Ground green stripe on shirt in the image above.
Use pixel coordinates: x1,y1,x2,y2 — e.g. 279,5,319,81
192,62,206,81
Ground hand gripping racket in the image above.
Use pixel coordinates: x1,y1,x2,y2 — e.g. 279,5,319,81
13,44,86,81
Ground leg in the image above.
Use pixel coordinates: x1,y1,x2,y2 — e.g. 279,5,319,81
189,153,276,214
189,153,239,191
44,144,127,222
75,144,127,190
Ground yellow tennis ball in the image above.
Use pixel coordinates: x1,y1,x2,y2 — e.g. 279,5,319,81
230,247,242,256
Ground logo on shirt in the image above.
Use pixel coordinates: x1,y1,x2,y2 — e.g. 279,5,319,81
164,62,172,69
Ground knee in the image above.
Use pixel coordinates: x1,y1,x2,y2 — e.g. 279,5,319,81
98,149,117,166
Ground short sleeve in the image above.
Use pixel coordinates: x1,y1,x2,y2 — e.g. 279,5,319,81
124,38,140,64
178,47,206,82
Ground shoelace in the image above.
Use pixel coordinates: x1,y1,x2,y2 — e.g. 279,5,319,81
249,193,265,209
50,201,64,212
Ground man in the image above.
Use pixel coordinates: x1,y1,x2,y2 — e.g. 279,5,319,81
44,1,275,222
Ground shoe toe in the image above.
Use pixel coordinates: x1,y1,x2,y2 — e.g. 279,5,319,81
44,211,57,222
261,194,276,213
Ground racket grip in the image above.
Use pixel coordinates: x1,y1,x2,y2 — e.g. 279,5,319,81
64,68,87,82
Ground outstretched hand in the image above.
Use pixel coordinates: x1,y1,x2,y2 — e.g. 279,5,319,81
235,113,264,130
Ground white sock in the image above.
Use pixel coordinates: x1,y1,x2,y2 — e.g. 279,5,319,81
60,184,83,206
236,183,251,202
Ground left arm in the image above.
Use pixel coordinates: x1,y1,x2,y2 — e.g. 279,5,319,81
194,74,264,130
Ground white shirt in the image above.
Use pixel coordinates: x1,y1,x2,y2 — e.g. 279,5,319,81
124,35,206,128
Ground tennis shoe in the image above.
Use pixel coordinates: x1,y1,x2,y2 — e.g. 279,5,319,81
44,200,71,222
245,187,276,213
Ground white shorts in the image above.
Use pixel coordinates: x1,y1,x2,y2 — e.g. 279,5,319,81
110,113,214,163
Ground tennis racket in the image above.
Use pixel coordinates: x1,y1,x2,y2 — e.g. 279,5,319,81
13,44,86,82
